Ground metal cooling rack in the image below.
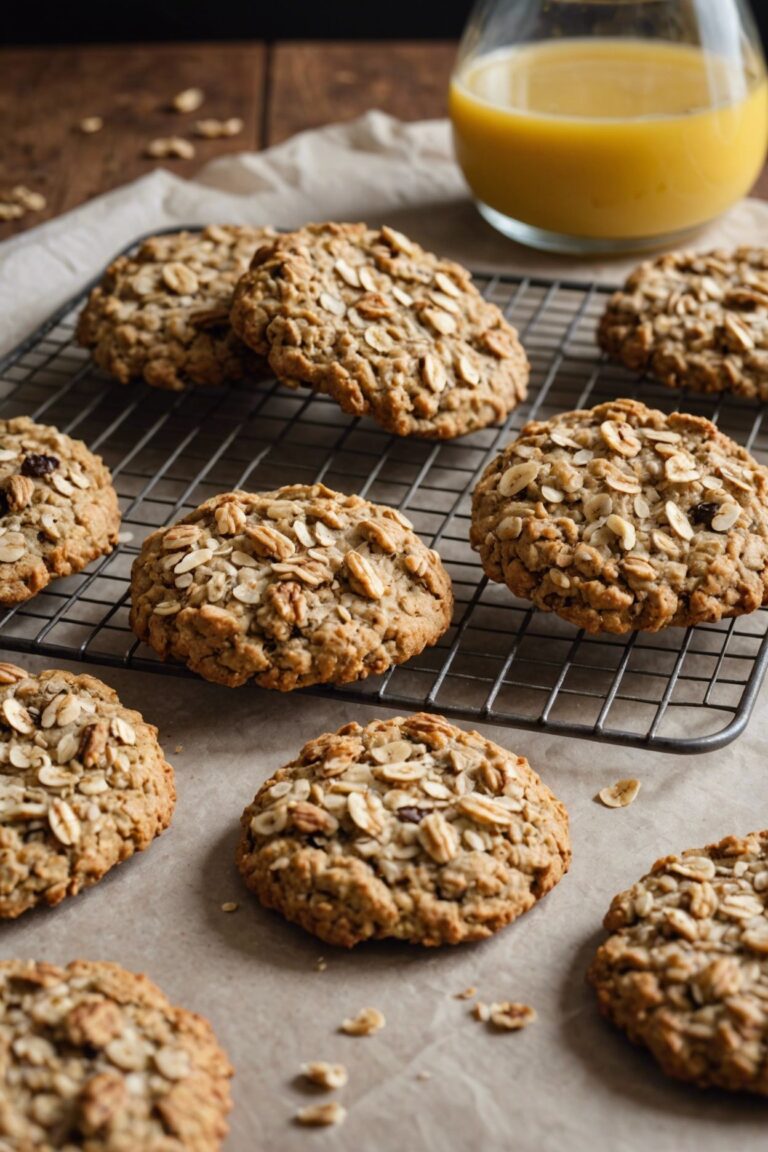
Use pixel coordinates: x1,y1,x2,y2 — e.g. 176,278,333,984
1,243,767,754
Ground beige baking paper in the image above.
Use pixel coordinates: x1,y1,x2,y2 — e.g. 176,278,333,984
0,114,767,1152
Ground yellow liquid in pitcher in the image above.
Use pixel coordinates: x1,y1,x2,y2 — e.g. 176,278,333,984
449,39,768,239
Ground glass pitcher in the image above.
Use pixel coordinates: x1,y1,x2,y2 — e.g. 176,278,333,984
449,0,768,254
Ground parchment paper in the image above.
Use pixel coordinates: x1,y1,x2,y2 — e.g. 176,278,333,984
1,114,767,1152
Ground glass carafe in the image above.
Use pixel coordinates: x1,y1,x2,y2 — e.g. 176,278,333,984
449,0,768,254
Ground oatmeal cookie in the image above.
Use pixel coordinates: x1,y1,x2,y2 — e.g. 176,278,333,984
0,664,175,918
130,484,453,689
598,247,768,400
588,831,768,1094
230,222,529,438
0,417,120,606
77,225,274,390
470,398,768,634
0,959,233,1149
236,712,571,947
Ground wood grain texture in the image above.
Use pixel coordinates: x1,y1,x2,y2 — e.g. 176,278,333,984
267,41,457,142
0,42,265,241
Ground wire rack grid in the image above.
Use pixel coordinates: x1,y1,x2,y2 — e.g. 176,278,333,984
0,243,767,754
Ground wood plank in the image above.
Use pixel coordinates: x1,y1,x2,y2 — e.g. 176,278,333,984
0,42,265,242
267,40,457,144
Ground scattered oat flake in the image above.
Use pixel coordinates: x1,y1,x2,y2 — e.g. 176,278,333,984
454,986,477,1000
295,1101,347,1127
473,1002,491,1023
195,117,244,139
300,1061,348,1090
174,744,183,754
340,1007,385,1036
172,87,204,113
315,957,327,972
416,1070,432,1082
145,136,195,160
78,116,103,134
598,778,641,809
117,530,134,544
221,902,238,913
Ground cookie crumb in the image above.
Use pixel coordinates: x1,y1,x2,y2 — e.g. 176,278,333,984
295,1101,347,1127
598,779,641,809
221,902,238,913
473,1002,491,1023
454,986,477,1000
174,744,183,754
415,1071,432,1082
315,956,327,972
145,137,195,160
78,116,103,134
300,1061,348,1090
487,1001,537,1031
340,1007,385,1036
172,87,204,113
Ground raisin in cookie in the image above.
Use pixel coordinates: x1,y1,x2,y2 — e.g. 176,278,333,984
0,959,233,1149
77,225,274,391
237,712,570,947
0,417,120,606
130,484,453,689
230,222,529,439
589,831,768,1094
471,398,768,634
0,664,175,918
598,247,768,400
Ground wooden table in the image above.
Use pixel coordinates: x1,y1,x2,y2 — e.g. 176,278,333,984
0,41,456,241
1,38,766,243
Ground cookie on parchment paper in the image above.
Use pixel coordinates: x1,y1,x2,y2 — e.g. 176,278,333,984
0,417,120,607
588,830,768,1094
598,247,768,400
130,484,453,689
230,221,529,439
470,398,768,634
0,665,175,919
0,959,232,1149
77,225,274,391
237,712,571,947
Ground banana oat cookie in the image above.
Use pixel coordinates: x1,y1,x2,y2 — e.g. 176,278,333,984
0,665,175,919
77,225,274,391
0,417,120,606
236,712,571,947
588,831,768,1094
598,247,768,400
130,484,453,689
230,222,529,439
0,959,233,1149
470,398,768,634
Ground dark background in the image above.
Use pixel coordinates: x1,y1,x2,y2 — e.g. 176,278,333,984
8,2,471,43
4,0,768,45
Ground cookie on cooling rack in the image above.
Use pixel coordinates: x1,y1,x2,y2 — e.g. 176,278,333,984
598,247,768,400
130,484,453,689
470,398,768,634
237,712,570,947
77,225,274,391
589,830,768,1094
229,221,529,438
0,959,233,1149
0,416,120,606
0,665,175,918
